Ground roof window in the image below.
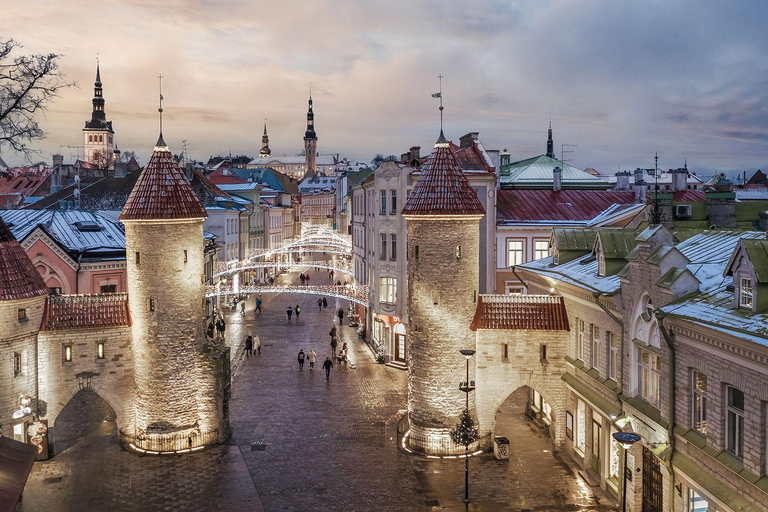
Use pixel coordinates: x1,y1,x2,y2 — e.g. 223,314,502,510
74,220,101,232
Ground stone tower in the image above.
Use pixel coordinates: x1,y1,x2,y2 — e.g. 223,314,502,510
0,216,48,435
259,123,271,157
119,134,228,452
83,61,115,164
303,93,317,176
402,130,485,454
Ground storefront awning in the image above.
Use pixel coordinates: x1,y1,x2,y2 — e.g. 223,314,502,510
0,436,38,512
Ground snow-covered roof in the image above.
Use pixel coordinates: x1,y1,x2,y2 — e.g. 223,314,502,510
518,255,622,294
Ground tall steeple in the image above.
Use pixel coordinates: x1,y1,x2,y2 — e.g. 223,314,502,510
304,89,318,176
91,61,106,123
546,121,555,158
260,122,271,157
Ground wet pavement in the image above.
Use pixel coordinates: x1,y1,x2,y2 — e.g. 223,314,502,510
21,266,616,511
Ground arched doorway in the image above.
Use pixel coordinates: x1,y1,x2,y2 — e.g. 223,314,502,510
393,322,406,362
53,389,116,454
494,387,556,450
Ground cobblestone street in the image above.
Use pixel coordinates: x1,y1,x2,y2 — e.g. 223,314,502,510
21,268,616,511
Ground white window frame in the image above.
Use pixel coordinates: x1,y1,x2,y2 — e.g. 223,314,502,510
534,239,550,260
379,277,397,304
637,347,661,408
576,319,585,361
688,488,709,512
740,277,753,308
506,239,525,267
608,331,618,381
692,370,707,435
598,252,606,276
726,386,744,459
591,324,600,370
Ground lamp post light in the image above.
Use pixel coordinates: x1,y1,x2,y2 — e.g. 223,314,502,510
612,431,641,512
458,349,476,504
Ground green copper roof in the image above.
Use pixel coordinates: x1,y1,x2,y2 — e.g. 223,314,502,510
742,239,768,283
596,229,638,259
499,154,610,189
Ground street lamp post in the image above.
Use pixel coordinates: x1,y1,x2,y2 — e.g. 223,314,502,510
612,431,641,512
458,349,476,504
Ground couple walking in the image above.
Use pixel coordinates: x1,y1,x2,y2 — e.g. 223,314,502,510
297,348,316,371
245,334,260,356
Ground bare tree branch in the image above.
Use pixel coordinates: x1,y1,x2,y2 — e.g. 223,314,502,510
0,38,76,160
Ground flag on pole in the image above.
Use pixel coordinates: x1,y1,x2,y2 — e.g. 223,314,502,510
160,94,164,101
431,92,441,98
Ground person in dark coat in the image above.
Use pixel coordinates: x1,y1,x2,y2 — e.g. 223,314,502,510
337,307,344,324
300,273,306,285
207,322,214,339
322,297,328,309
245,334,253,357
295,305,301,319
287,306,293,320
322,357,333,382
317,298,323,311
298,349,306,371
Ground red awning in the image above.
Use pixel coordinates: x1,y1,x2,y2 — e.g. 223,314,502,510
0,436,38,512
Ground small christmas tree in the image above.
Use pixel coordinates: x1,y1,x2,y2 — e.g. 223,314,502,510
450,409,479,446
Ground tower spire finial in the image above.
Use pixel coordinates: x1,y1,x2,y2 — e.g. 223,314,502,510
156,73,166,147
96,55,101,83
432,74,446,144
546,118,555,158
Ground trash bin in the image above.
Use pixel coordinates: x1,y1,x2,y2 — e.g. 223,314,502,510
494,436,510,460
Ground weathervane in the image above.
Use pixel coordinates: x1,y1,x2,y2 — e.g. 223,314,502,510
158,73,164,135
650,151,665,225
432,74,446,142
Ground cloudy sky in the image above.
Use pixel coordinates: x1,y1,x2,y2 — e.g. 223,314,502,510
3,0,768,175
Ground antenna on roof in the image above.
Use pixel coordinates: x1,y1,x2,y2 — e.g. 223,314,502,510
432,74,446,143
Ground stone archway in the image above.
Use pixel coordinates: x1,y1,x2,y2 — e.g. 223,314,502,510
493,386,560,449
53,388,117,454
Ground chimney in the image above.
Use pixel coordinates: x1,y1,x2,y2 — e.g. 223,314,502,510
52,154,64,167
759,211,768,231
459,132,479,148
114,161,128,178
185,162,194,181
634,168,645,188
409,146,420,165
706,179,736,228
553,166,562,191
615,171,631,191
400,153,409,164
672,168,688,192
635,179,647,204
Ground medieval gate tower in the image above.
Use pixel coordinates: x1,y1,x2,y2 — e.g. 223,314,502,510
120,134,228,452
402,130,485,454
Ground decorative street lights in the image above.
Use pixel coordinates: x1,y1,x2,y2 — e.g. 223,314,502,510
458,349,476,504
613,431,641,512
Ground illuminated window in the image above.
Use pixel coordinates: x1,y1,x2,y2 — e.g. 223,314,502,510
692,371,707,435
609,426,620,482
379,277,397,304
637,347,661,408
507,240,524,267
740,277,753,308
97,342,105,360
534,239,550,260
576,399,586,454
63,345,72,363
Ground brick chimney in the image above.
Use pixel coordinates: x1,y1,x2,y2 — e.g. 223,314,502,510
459,132,479,149
615,171,631,191
553,166,562,191
671,168,688,192
706,178,736,228
634,168,645,188
635,179,647,204
409,146,420,165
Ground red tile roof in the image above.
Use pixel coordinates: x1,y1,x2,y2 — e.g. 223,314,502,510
402,137,485,216
672,190,706,202
0,172,49,196
40,293,132,331
0,216,48,301
450,141,494,173
497,189,637,223
470,295,570,331
120,141,208,221
208,167,248,185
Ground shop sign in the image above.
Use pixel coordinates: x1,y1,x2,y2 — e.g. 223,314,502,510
12,407,32,420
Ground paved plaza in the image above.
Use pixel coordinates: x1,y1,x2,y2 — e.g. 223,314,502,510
21,268,616,511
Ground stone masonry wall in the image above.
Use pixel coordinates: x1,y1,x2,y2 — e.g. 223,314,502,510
125,219,226,448
0,295,46,428
407,217,480,454
38,326,133,431
475,328,568,448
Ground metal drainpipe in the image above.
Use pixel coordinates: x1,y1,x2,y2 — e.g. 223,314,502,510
510,266,528,289
655,311,677,512
75,252,83,294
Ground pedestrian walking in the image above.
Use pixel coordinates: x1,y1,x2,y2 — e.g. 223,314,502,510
255,297,262,313
295,304,301,319
308,348,316,370
300,273,306,285
245,334,253,357
330,335,338,359
317,298,323,311
287,306,293,320
305,273,310,285
323,357,333,382
256,337,261,355
337,307,344,325
330,269,335,280
207,322,214,339
298,349,306,371
322,297,328,309
240,301,246,315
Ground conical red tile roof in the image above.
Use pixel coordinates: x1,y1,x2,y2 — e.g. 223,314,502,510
401,134,485,216
0,216,48,301
120,138,208,221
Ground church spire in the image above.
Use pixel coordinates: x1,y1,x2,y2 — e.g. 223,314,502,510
546,120,555,158
91,59,106,122
260,121,271,157
304,88,317,175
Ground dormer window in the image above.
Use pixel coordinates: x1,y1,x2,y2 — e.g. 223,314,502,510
739,277,753,308
597,252,606,277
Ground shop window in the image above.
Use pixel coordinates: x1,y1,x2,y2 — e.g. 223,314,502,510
609,426,620,483
726,386,744,459
692,371,707,435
